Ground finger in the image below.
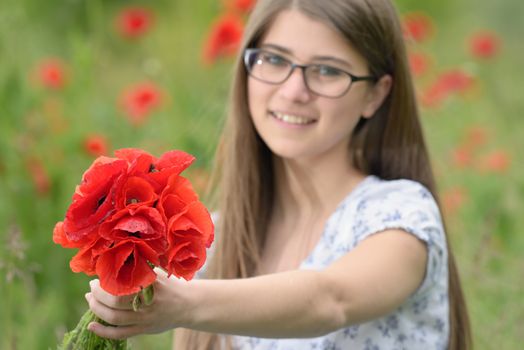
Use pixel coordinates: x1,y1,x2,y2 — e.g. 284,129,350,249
89,279,135,310
86,292,142,326
87,321,143,340
152,268,169,290
153,266,168,278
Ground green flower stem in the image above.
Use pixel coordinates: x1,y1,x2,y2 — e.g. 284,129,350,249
58,286,154,349
58,309,127,350
132,284,154,312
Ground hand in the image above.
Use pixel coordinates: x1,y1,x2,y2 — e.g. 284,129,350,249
86,268,187,340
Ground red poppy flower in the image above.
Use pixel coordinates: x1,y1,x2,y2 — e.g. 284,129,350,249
63,158,128,240
177,201,214,247
451,147,473,169
115,7,154,39
70,236,111,275
165,208,213,276
83,134,109,157
461,125,489,150
55,147,214,297
420,82,447,108
99,206,167,255
115,148,155,173
158,175,214,279
54,221,81,249
164,235,207,280
34,58,67,90
439,69,475,93
203,13,244,65
224,0,256,13
54,221,109,274
115,176,158,210
96,206,169,295
26,157,51,195
402,12,435,43
421,69,475,108
469,31,501,59
114,148,196,193
478,150,511,173
119,82,164,125
158,179,197,220
159,176,212,243
148,150,197,191
96,240,159,295
408,52,432,77
442,187,467,216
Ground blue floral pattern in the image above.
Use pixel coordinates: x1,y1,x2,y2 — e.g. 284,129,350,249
232,176,449,349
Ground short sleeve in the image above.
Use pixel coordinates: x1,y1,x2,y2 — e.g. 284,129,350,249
352,179,447,297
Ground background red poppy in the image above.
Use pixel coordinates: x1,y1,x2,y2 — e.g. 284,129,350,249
2,0,522,348
115,7,154,38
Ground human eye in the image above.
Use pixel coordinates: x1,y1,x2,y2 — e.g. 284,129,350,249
261,52,288,67
315,65,344,77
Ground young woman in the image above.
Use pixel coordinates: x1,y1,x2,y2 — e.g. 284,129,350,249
86,0,472,349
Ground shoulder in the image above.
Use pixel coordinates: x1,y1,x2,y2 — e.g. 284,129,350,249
358,176,436,203
349,176,446,258
353,176,441,223
350,176,448,295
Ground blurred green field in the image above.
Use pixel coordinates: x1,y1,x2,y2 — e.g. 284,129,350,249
0,0,523,349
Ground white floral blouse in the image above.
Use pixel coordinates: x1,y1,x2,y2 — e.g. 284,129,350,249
230,175,450,350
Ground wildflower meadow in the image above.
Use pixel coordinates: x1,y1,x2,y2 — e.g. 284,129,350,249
0,0,523,349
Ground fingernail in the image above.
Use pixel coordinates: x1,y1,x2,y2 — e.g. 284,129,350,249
87,322,94,331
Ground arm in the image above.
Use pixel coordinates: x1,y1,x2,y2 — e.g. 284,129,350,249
86,229,427,339
173,329,185,349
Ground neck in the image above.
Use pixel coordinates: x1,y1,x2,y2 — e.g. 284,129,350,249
272,150,366,223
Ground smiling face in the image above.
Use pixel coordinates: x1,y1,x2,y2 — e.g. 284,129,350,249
247,9,389,164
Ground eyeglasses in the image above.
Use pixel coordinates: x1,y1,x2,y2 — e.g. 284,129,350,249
243,48,377,98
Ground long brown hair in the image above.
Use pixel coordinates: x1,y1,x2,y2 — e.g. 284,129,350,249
176,0,471,349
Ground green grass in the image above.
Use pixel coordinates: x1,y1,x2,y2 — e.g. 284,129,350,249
0,0,522,349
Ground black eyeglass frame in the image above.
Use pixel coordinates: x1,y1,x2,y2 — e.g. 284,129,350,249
243,48,378,98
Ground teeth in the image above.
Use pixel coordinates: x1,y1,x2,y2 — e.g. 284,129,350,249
273,112,314,125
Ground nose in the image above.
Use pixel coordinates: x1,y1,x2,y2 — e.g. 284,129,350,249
277,66,313,102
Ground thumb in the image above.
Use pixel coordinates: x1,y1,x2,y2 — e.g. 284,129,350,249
153,266,169,278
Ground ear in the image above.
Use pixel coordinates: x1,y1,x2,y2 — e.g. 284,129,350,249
361,74,393,118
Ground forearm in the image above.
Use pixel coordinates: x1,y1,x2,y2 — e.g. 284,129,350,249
183,269,346,338
87,231,426,341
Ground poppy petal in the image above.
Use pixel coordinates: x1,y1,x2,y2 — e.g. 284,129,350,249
96,241,157,295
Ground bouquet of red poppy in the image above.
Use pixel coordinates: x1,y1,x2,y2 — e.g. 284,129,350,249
53,148,214,349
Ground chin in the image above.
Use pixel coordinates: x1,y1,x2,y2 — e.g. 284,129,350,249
265,143,314,161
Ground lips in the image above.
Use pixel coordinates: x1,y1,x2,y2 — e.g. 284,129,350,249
270,111,317,125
